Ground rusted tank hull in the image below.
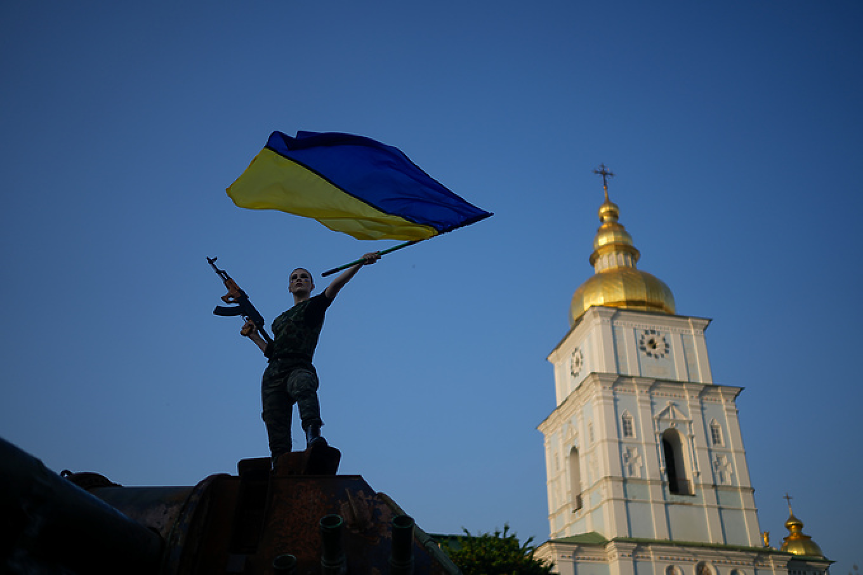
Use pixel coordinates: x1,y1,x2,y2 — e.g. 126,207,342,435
3,439,460,574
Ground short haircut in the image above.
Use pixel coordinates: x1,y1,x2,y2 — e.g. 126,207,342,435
290,268,314,288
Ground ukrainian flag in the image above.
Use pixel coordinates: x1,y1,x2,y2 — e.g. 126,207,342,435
227,131,492,241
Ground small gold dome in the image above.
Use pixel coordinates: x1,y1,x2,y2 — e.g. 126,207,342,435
570,173,675,326
780,506,825,558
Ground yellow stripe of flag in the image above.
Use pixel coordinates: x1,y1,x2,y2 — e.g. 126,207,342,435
227,148,438,241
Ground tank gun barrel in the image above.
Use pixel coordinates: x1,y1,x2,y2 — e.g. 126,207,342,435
0,437,163,575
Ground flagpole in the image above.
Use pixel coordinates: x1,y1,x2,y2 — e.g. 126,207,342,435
321,240,422,277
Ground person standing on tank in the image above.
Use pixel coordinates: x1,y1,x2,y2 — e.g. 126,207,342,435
242,251,380,463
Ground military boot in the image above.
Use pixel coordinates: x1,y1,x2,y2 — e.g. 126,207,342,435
305,424,327,448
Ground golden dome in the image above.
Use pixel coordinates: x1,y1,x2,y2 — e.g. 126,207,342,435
570,171,675,325
780,503,825,558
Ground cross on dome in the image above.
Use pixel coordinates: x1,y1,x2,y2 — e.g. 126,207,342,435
593,164,615,198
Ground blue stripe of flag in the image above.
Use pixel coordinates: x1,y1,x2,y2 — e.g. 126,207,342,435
264,131,492,234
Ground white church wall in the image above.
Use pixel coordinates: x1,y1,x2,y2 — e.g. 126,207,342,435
538,549,611,575
571,514,589,535
715,488,743,508
589,507,605,535
556,515,568,537
555,361,567,405
639,351,676,380
681,333,700,381
580,330,597,388
718,506,750,546
667,505,711,542
574,562,610,575
622,480,649,500
626,499,654,536
613,324,630,374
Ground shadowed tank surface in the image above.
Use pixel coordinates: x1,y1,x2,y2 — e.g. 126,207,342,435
1,437,461,575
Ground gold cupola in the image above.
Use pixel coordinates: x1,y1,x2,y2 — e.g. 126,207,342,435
780,498,825,558
570,166,676,326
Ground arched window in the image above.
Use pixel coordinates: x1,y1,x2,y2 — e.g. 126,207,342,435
696,562,714,575
621,412,635,438
662,428,692,495
710,420,724,446
569,447,583,511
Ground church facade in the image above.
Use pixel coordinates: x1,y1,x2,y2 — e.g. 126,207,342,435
535,169,830,575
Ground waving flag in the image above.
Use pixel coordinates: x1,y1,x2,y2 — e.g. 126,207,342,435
227,131,492,241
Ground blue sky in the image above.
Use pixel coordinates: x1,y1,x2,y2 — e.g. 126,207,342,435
1,1,861,571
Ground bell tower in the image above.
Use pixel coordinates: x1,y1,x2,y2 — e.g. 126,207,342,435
538,168,761,546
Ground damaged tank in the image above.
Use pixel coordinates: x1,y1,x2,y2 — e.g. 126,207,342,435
1,437,461,574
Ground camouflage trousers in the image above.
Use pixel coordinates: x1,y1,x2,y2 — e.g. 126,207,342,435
261,362,323,460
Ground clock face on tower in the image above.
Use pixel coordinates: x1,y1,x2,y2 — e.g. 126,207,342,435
639,329,669,358
570,347,584,378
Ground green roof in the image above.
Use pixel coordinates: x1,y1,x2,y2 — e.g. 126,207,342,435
548,532,609,545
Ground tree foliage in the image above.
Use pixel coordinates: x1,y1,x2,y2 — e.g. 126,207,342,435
442,524,554,575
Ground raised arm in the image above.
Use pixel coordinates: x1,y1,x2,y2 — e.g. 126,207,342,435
324,251,380,300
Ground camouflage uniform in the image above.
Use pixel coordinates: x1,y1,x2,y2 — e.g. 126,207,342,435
261,292,333,460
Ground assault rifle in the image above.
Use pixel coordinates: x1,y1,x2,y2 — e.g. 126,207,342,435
207,257,273,345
